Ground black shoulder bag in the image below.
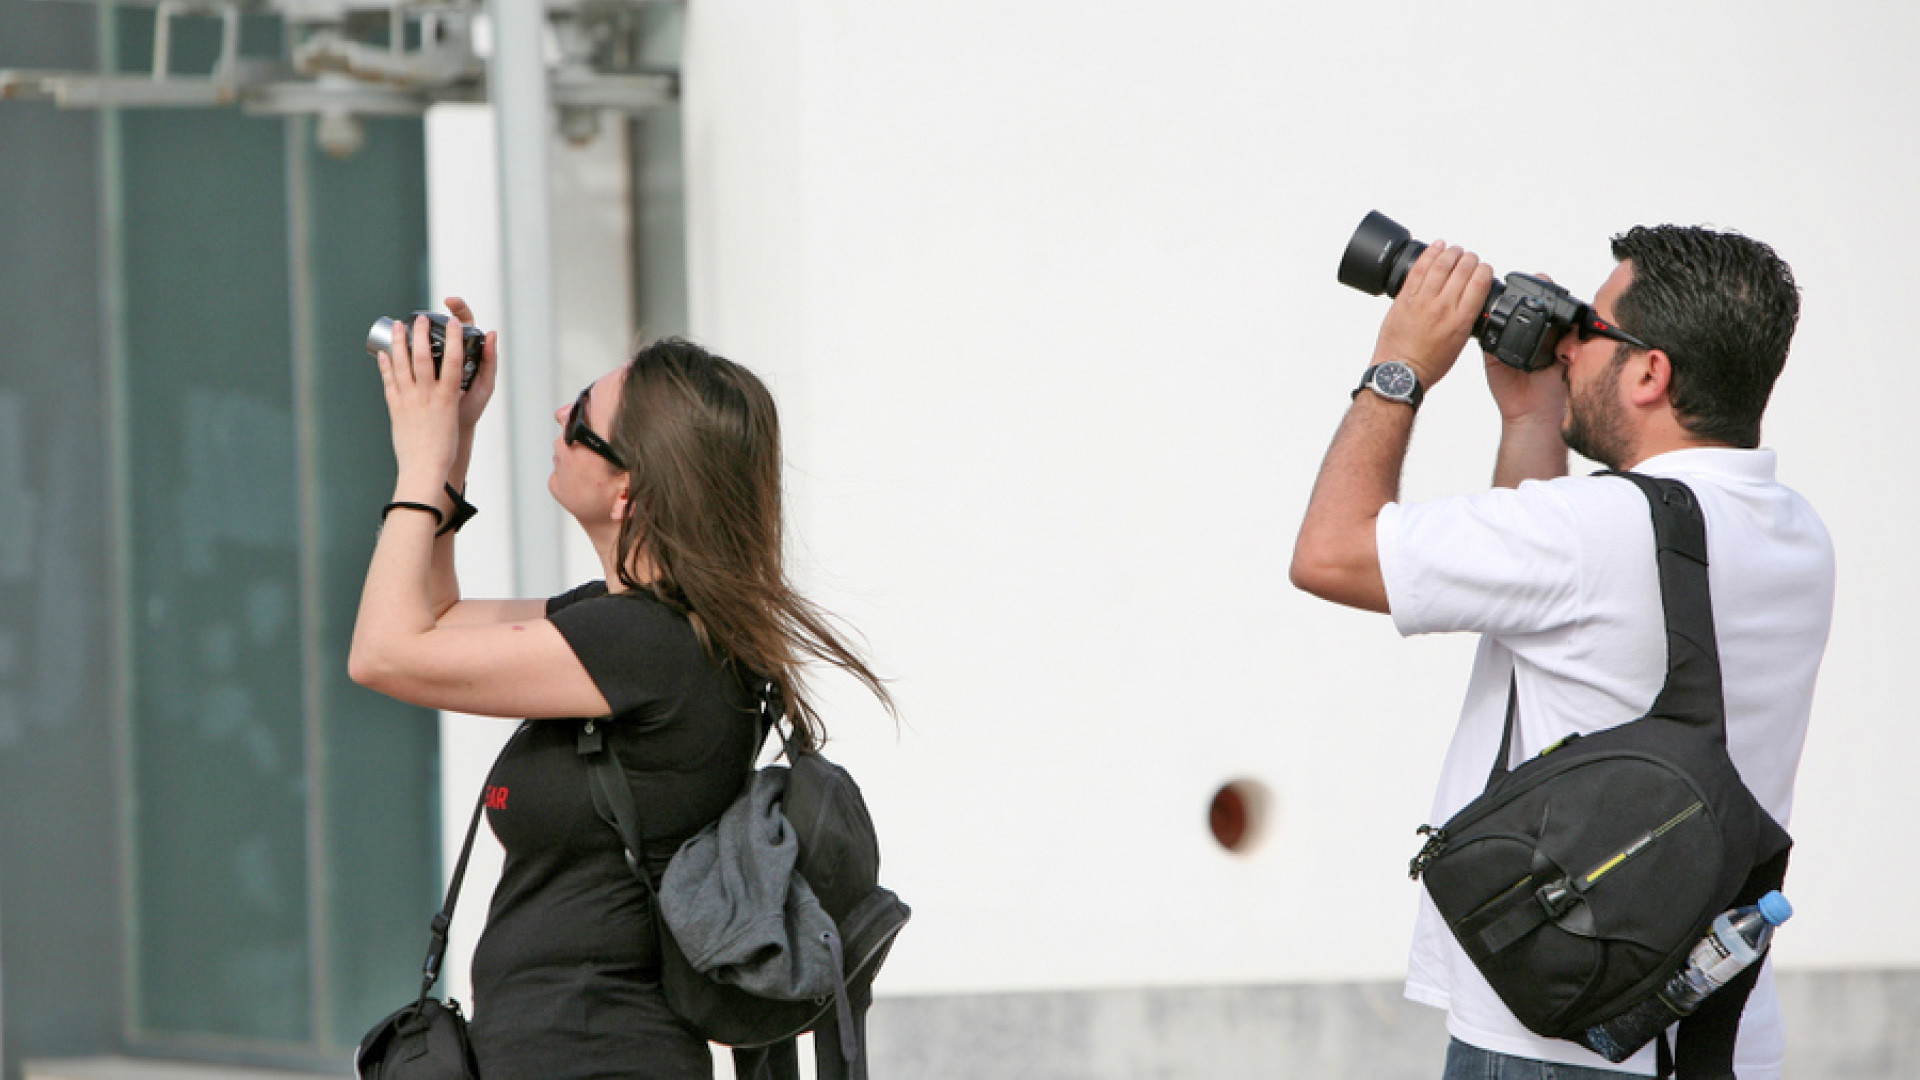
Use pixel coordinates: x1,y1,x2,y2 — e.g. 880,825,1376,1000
1407,473,1791,1079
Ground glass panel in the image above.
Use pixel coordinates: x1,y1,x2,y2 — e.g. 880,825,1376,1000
113,7,438,1056
304,114,442,1049
120,92,314,1041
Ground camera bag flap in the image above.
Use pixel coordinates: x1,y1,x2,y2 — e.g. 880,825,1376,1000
1409,474,1791,1070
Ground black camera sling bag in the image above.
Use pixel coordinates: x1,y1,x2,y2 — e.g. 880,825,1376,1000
1407,473,1791,1079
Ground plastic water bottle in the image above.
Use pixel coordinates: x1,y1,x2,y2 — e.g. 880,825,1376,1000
1580,891,1793,1062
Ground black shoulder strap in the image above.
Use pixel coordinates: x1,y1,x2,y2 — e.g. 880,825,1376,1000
415,782,489,1005
580,718,661,901
1672,846,1790,1079
417,721,527,1005
1488,473,1728,784
760,679,798,759
1486,671,1520,786
1609,471,1727,740
583,681,784,888
1610,474,1774,1080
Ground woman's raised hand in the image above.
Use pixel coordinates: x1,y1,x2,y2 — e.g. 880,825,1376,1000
443,295,500,431
376,310,466,494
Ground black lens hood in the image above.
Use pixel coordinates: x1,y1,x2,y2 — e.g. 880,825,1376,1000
1339,211,1415,296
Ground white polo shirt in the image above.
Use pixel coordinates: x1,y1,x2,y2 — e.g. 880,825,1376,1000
1377,447,1834,1079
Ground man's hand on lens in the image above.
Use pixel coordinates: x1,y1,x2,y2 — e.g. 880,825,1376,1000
1370,241,1493,392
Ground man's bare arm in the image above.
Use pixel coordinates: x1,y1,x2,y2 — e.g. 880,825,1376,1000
1290,395,1413,612
1291,242,1492,612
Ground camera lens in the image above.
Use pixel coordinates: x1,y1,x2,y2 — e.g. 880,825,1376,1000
1338,211,1428,298
365,316,399,357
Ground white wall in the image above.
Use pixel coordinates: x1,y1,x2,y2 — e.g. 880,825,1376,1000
675,0,1920,997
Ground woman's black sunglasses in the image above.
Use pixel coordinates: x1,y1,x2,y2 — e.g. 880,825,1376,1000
566,388,627,470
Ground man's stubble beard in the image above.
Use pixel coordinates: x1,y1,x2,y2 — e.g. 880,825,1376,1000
1562,348,1634,470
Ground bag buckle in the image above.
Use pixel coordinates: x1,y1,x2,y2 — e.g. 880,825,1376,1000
1534,877,1578,918
577,718,604,754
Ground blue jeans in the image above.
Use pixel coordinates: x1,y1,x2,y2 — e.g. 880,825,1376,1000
1442,1038,1644,1080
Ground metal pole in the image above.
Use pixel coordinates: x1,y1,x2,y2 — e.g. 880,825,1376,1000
283,110,336,1048
487,0,564,599
98,0,144,1042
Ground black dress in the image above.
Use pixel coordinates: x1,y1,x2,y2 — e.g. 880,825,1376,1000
468,583,760,1080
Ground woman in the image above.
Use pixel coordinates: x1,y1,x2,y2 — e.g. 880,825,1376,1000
349,301,889,1079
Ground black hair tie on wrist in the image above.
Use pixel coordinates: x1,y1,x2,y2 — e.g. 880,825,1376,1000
439,482,478,536
382,501,445,529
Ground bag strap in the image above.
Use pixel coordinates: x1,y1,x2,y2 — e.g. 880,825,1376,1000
1486,672,1520,786
1607,471,1727,740
1671,845,1791,1079
813,979,874,1080
581,718,661,902
582,675,780,894
761,679,799,761
416,722,527,1006
1485,472,1727,786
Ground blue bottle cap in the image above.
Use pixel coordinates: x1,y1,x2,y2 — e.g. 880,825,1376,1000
1758,890,1793,926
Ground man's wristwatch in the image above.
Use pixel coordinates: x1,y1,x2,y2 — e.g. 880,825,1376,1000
1353,360,1424,410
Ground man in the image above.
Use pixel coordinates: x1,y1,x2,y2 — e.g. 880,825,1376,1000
1290,227,1832,1079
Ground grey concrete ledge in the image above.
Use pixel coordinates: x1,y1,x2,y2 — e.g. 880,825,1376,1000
1774,966,1920,1079
865,968,1920,1080
867,980,1448,1080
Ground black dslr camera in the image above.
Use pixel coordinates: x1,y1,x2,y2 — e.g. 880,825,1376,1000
1338,211,1590,373
365,312,486,390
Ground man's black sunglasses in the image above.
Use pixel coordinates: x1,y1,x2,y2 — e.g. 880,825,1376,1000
1577,310,1653,352
566,388,627,470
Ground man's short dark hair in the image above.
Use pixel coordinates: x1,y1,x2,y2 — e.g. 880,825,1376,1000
1609,225,1800,448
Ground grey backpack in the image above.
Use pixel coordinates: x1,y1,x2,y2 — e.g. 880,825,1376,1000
582,685,909,1080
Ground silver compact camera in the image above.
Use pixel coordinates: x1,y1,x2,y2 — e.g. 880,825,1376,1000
366,312,485,389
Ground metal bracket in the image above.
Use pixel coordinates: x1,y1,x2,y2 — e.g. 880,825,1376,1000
0,0,680,156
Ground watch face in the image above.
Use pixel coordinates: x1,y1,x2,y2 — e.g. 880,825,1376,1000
1375,363,1417,399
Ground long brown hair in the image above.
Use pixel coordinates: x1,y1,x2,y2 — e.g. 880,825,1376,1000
609,338,891,749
